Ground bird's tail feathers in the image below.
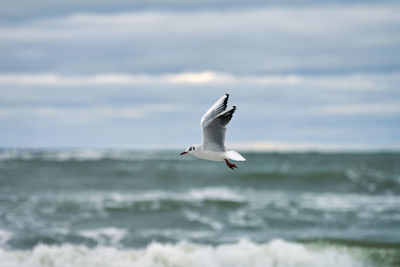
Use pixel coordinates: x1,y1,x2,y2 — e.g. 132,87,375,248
226,150,246,161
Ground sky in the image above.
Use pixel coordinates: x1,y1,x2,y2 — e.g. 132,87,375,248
0,0,399,150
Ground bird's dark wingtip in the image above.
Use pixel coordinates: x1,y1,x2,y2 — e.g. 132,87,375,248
222,94,229,109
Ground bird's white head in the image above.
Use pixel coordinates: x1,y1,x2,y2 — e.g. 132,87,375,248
180,144,200,155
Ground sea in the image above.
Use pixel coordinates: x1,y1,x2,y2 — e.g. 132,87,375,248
0,148,399,267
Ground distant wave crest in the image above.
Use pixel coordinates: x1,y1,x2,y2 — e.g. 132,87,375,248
0,148,176,162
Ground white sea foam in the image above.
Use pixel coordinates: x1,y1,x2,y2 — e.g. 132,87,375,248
245,190,400,215
187,187,245,203
139,229,215,241
79,227,128,246
0,230,13,246
228,209,264,228
0,239,365,267
183,209,224,230
295,192,400,214
49,189,400,213
35,187,245,212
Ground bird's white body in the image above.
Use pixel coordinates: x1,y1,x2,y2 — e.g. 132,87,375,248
188,144,246,162
181,94,246,169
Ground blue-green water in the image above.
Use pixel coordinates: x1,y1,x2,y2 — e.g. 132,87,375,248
0,149,399,266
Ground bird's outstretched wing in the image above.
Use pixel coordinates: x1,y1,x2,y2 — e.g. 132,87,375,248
201,94,236,152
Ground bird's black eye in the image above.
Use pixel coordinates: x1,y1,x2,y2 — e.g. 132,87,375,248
193,147,195,151
189,147,192,151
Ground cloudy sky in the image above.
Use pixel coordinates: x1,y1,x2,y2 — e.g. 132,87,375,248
0,0,399,150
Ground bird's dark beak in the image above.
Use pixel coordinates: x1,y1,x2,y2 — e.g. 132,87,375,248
180,151,188,155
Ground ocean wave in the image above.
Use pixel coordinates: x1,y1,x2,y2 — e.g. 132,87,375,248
78,227,128,246
2,149,399,195
0,239,370,267
0,230,13,247
2,188,399,229
183,209,224,230
139,229,216,242
14,187,400,215
0,148,177,162
27,187,245,212
345,168,400,193
0,187,245,233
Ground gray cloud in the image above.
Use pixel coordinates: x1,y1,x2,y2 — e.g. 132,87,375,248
1,4,399,74
2,1,397,19
0,71,398,148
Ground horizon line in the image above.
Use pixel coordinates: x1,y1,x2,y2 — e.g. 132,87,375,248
1,145,399,153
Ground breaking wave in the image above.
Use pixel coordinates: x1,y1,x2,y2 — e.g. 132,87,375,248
0,239,376,267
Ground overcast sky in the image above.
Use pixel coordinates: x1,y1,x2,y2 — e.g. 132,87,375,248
0,0,399,150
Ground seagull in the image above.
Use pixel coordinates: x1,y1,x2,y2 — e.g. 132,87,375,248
180,94,246,169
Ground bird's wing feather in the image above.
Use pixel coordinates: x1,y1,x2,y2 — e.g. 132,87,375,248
200,94,229,128
202,105,236,152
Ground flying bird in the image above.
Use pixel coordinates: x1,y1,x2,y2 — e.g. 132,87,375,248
180,94,246,169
